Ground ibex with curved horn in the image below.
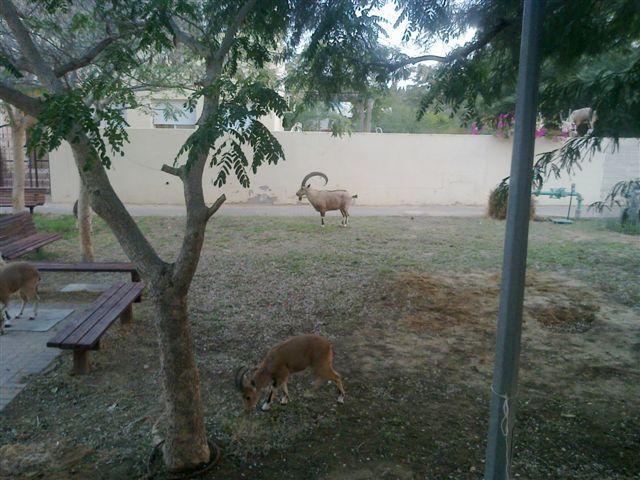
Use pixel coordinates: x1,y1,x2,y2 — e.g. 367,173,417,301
296,172,357,227
235,334,345,412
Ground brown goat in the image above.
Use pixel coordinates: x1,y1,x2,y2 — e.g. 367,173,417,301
0,261,40,334
235,334,345,412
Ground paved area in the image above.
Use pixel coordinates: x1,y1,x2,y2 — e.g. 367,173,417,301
0,304,76,411
27,202,608,218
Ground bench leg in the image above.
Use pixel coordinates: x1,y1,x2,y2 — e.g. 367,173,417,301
29,206,34,214
120,304,133,324
131,271,141,282
73,350,91,375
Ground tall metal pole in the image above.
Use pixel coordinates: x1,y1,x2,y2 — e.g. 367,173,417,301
484,1,545,479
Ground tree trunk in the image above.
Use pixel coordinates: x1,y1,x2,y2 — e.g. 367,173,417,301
152,279,210,471
68,136,214,472
10,121,26,212
77,177,95,261
355,101,366,132
365,98,375,133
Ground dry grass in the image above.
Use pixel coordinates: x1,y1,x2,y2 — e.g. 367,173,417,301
0,214,638,479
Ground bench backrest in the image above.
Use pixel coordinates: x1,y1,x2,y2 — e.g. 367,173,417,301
0,188,46,206
0,212,37,246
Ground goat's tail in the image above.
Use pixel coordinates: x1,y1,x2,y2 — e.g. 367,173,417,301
352,194,358,199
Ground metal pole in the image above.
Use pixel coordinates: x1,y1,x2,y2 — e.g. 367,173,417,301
567,183,575,220
484,1,545,479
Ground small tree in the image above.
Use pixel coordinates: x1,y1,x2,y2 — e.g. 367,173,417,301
1,0,383,471
1,102,33,212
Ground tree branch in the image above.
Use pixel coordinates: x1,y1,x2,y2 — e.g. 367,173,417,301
389,19,510,70
213,0,258,62
161,164,183,177
206,194,226,219
54,37,116,77
167,16,204,54
0,80,41,116
70,132,166,281
0,0,62,91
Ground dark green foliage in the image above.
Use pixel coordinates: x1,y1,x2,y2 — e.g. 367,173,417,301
487,180,535,221
27,82,134,169
590,179,640,213
391,0,640,200
406,0,640,134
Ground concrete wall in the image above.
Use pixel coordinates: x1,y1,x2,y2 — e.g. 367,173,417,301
49,131,638,206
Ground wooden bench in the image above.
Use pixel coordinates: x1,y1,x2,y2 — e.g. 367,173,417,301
47,282,144,374
0,212,61,260
30,261,141,283
0,187,47,214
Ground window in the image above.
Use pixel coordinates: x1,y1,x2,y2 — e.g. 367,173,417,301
152,100,196,129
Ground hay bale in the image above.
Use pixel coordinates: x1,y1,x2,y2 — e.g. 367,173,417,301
487,184,535,220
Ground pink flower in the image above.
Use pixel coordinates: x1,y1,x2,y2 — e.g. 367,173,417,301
535,127,547,138
470,122,480,135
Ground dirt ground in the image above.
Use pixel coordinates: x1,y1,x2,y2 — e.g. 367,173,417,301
1,214,638,479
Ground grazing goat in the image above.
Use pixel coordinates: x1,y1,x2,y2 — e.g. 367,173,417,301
560,108,597,136
235,334,345,412
296,172,357,227
0,261,40,334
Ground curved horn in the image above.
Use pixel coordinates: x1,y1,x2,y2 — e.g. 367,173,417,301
234,366,250,391
301,171,328,187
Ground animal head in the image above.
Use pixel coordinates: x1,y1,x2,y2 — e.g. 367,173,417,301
235,366,259,412
296,172,328,200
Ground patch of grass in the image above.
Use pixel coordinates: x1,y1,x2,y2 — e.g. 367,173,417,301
579,217,640,236
1,214,639,480
23,249,61,261
32,214,77,239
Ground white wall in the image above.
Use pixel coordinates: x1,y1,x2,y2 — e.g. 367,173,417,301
49,131,636,206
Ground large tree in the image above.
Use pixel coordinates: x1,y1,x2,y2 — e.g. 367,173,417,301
386,0,640,201
0,0,383,472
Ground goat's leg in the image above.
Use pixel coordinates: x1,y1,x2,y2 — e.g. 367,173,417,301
2,301,11,328
339,209,347,227
261,384,277,411
315,365,346,404
0,304,6,334
30,290,39,320
280,381,290,405
17,292,27,318
320,211,326,227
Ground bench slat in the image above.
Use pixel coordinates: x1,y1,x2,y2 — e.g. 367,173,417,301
47,283,134,349
31,261,136,273
0,188,46,208
75,284,143,349
2,233,61,259
0,212,59,259
47,283,127,348
2,233,59,253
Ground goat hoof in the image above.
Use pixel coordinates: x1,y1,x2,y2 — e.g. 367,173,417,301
261,403,271,411
28,316,35,320
280,397,289,405
337,395,345,404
